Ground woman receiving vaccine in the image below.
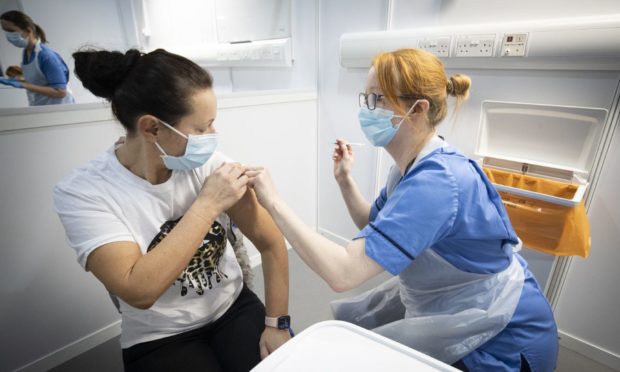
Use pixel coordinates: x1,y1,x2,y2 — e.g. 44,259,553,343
54,48,290,371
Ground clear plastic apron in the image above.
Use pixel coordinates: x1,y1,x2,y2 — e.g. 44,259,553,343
332,244,524,365
332,136,525,364
22,43,75,106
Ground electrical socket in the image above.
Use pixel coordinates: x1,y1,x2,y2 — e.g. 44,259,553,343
500,33,528,57
418,36,451,57
455,34,496,57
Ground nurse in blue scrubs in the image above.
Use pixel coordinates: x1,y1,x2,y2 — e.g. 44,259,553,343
0,10,75,105
246,48,558,371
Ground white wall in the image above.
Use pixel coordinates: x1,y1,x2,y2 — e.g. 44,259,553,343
555,115,620,369
317,0,388,242
0,91,317,371
0,104,125,372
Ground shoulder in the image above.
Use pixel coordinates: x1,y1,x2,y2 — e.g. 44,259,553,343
410,146,477,185
209,150,234,167
37,45,66,67
53,150,115,205
37,44,57,61
195,151,234,179
393,147,477,215
404,148,463,188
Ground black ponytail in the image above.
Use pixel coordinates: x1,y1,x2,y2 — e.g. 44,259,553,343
73,48,213,133
73,49,142,100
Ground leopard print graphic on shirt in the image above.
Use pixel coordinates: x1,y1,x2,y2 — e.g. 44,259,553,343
147,217,228,296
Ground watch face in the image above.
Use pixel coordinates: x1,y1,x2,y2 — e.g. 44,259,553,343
277,315,291,329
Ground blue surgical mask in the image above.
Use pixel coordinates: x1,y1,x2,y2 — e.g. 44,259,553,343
155,120,218,171
6,31,28,48
359,100,420,147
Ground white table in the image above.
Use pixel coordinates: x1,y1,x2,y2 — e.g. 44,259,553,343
252,320,459,371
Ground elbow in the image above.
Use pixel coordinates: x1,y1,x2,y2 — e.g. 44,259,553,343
131,299,156,310
257,236,287,256
329,282,348,293
117,292,158,310
52,88,67,98
325,259,362,293
327,276,355,293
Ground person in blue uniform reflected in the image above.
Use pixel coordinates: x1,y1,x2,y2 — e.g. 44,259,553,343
246,48,558,371
0,10,75,105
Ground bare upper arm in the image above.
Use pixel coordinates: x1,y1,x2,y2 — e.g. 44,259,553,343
86,241,142,296
339,238,384,291
226,188,283,252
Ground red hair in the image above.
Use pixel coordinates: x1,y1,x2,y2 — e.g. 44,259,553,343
372,48,471,126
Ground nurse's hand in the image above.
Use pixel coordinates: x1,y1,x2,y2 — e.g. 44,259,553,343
199,162,248,213
333,139,355,183
246,166,280,212
259,327,291,359
0,77,23,88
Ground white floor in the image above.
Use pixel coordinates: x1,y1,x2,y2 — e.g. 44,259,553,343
557,346,618,372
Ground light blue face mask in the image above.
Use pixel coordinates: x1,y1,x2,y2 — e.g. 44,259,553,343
155,120,218,171
6,31,28,48
359,100,420,147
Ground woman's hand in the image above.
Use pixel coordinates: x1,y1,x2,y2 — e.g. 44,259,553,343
259,327,291,359
333,139,355,183
245,166,280,212
199,162,248,214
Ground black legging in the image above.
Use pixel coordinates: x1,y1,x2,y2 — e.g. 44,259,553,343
123,285,265,372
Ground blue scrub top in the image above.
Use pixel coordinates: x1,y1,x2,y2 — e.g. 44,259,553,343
357,144,518,275
355,141,558,371
22,43,70,89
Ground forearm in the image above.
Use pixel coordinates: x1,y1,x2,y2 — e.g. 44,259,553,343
260,240,289,317
337,175,371,230
21,82,67,98
266,197,360,291
121,200,220,308
229,190,290,317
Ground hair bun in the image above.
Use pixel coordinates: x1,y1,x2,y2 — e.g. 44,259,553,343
447,74,471,99
73,49,142,99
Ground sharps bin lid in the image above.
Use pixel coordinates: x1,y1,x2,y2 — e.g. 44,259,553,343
252,320,458,371
475,101,608,175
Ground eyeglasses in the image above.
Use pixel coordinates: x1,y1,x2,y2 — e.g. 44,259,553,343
358,92,421,111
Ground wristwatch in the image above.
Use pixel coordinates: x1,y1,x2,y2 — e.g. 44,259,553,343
265,315,291,330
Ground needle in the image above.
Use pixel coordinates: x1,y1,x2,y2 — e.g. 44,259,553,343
334,142,365,146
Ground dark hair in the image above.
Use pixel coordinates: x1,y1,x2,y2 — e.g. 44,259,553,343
0,10,47,43
73,48,213,133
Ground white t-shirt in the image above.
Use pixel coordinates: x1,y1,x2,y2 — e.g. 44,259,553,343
53,147,243,348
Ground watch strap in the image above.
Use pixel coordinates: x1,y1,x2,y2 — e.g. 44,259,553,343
265,315,291,329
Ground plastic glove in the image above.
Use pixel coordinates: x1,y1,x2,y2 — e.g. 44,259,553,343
0,77,23,88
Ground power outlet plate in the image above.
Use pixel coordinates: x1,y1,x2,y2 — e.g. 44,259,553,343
455,34,496,57
418,36,451,57
500,33,528,57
